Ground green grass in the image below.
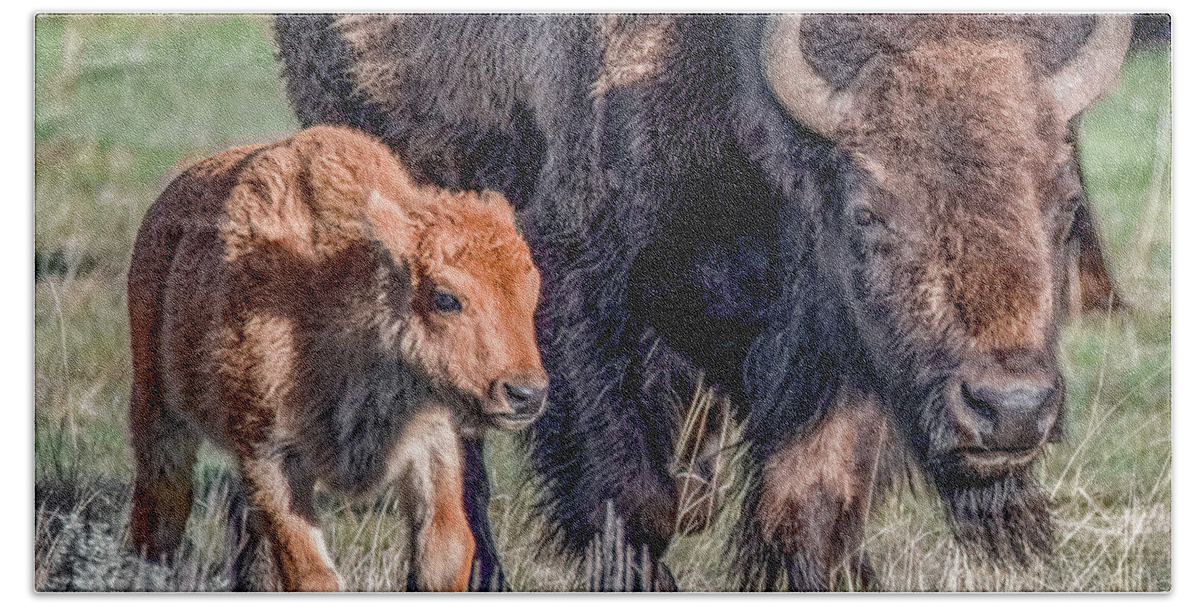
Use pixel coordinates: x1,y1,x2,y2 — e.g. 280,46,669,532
34,14,298,481
32,15,1171,592
34,15,296,277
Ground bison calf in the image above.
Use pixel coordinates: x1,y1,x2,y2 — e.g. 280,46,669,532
126,125,546,591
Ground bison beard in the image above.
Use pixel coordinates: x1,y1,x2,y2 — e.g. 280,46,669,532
935,468,1054,565
734,463,1053,590
908,377,1056,567
917,378,1057,565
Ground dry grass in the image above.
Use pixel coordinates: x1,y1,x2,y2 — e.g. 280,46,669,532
33,355,1169,592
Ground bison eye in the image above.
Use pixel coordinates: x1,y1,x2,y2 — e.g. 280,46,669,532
432,290,463,314
853,207,877,226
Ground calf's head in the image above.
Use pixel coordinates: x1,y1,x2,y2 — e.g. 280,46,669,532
368,184,547,431
765,15,1130,555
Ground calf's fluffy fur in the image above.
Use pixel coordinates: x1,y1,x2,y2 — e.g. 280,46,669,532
126,125,545,591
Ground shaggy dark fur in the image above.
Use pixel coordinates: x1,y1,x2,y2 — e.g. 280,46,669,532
275,14,1125,591
277,15,693,591
293,246,422,494
936,470,1054,564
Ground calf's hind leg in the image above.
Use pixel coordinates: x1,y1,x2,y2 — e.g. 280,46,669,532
128,259,201,563
129,399,200,563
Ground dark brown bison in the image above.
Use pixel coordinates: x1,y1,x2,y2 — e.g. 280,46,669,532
126,125,545,591
274,14,1131,590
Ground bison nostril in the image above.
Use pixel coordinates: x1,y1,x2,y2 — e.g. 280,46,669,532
503,383,547,415
505,383,534,401
961,382,997,422
961,380,1055,451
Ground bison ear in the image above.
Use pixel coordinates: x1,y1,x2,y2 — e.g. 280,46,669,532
1065,201,1123,317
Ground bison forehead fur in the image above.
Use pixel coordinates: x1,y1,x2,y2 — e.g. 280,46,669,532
839,39,1064,351
799,14,1099,89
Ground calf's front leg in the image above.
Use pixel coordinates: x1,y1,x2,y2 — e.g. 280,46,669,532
239,453,342,592
392,408,475,592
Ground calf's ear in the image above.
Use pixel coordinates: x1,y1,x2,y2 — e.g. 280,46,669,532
364,189,421,258
365,236,415,316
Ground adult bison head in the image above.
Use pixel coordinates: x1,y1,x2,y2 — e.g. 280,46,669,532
763,14,1130,558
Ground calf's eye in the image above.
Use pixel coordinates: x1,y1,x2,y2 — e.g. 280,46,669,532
432,290,463,314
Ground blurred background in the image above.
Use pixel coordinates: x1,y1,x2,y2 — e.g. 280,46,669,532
32,14,1171,591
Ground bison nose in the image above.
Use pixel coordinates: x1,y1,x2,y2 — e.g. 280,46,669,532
961,380,1056,452
503,382,547,419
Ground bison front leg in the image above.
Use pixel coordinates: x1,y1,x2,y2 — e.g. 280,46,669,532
534,325,690,591
394,409,474,592
739,391,892,591
526,238,684,589
462,436,508,591
238,454,342,592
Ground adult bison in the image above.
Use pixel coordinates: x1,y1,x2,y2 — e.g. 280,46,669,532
275,14,1130,590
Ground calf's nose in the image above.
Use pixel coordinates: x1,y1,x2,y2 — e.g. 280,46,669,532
961,380,1056,452
503,382,547,419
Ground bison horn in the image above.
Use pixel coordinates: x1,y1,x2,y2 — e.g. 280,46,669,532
764,14,1133,137
1048,14,1133,119
763,14,856,140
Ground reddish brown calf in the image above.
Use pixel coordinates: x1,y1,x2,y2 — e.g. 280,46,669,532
127,125,545,591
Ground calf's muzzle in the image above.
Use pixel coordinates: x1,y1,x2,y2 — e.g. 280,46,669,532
486,374,549,430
